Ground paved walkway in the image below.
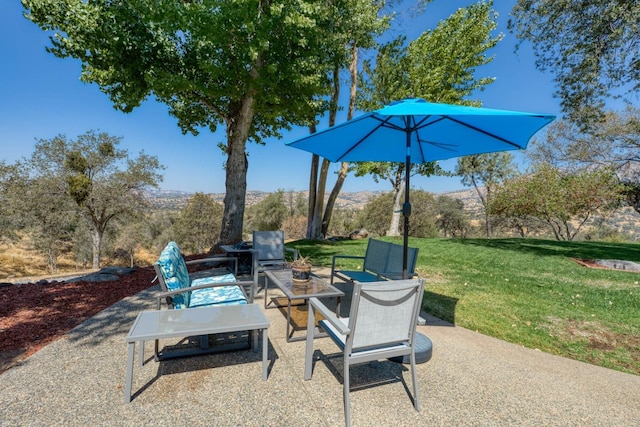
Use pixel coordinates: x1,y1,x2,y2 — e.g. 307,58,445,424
0,275,638,426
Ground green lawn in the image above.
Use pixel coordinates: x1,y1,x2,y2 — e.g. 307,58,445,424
289,237,640,375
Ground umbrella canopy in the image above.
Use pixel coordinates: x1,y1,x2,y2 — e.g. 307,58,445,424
286,98,555,277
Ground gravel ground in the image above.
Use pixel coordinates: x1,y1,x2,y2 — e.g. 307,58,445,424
1,278,638,426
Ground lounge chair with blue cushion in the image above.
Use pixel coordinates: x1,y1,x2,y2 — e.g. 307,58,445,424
154,241,252,309
152,241,254,358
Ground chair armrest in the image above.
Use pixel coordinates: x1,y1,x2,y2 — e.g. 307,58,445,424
185,256,236,265
309,297,350,336
377,271,418,280
331,254,365,273
285,247,298,261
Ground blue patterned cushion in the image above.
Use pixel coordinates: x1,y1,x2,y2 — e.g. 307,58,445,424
188,273,246,307
157,243,245,309
157,242,191,308
188,285,247,308
191,273,237,287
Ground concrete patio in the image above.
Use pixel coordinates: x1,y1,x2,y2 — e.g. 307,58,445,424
0,273,638,426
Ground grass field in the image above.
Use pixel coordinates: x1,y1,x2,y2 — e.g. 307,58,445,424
290,237,640,375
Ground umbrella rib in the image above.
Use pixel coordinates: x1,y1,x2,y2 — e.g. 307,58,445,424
335,116,393,161
445,116,523,148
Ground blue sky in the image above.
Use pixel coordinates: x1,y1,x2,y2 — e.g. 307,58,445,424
0,1,561,195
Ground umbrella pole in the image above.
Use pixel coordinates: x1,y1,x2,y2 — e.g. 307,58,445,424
402,131,411,279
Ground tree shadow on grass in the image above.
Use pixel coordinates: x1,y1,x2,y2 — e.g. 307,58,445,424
422,291,458,325
451,238,640,262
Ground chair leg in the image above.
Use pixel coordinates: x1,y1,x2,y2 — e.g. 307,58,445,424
200,335,209,349
410,350,420,411
304,304,316,380
344,357,350,427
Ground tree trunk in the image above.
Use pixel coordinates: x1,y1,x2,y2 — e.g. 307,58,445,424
484,210,493,238
470,176,492,238
309,159,330,239
306,124,319,239
91,228,101,269
320,46,358,238
307,64,340,240
219,98,255,245
321,161,348,237
387,184,404,236
386,165,405,236
47,246,57,274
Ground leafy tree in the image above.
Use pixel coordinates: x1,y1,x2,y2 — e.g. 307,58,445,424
245,190,288,232
351,161,441,236
407,190,439,238
434,195,469,238
358,192,394,236
23,0,358,246
173,193,223,254
359,2,502,109
358,190,438,238
25,131,163,268
24,175,77,273
526,107,640,214
355,1,502,235
284,191,307,218
148,210,178,251
509,1,640,125
305,0,389,240
490,164,624,240
1,159,77,272
455,152,518,238
325,206,359,237
0,161,24,240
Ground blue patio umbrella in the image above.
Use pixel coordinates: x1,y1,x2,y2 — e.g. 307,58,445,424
287,98,555,278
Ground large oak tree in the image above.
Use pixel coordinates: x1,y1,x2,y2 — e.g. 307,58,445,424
27,131,163,268
490,163,623,240
23,0,348,245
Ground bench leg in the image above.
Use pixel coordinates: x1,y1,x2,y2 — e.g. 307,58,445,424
124,342,135,403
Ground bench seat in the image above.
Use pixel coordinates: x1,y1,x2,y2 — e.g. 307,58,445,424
331,239,419,286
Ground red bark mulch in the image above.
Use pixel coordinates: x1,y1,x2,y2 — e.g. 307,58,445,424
0,266,157,374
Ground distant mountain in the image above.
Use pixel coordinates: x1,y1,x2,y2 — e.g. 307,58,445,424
144,189,388,210
144,188,639,239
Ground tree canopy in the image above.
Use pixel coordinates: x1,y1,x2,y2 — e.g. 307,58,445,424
490,163,624,240
526,107,640,213
354,1,502,236
509,0,640,125
456,152,518,238
22,0,356,245
22,131,163,268
173,193,224,254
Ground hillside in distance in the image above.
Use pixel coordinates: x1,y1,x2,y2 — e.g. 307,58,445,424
145,189,388,210
144,188,639,239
